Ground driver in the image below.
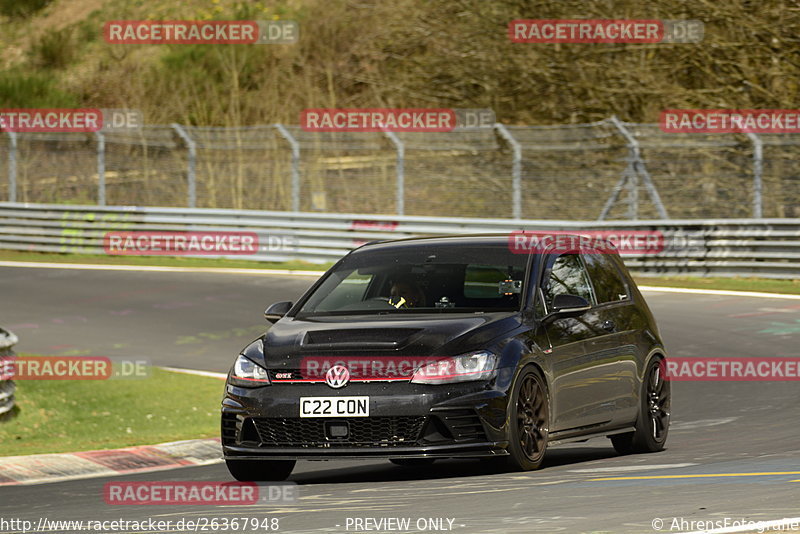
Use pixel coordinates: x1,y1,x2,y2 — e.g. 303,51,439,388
388,276,426,308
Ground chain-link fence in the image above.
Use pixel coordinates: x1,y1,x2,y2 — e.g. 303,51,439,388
1,118,797,220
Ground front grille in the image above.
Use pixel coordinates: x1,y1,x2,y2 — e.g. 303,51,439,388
267,369,411,382
252,416,427,448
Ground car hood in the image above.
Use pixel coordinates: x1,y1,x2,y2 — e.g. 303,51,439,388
259,312,521,369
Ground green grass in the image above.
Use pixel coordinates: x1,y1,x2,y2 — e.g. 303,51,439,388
634,276,800,296
0,249,331,271
0,364,225,456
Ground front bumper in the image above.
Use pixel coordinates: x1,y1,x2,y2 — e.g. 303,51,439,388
221,380,511,460
223,442,509,460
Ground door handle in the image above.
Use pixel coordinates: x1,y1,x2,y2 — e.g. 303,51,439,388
602,320,616,332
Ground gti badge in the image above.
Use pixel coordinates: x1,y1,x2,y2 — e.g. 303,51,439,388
325,365,350,388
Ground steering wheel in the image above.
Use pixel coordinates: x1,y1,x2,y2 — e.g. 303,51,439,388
365,297,399,308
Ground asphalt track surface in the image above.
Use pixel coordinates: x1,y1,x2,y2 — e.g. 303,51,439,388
1,265,800,533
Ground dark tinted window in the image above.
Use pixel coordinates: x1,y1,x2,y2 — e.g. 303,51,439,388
583,253,629,304
298,244,528,316
542,254,595,309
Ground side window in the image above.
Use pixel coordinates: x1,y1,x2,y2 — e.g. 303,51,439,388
542,254,595,310
583,252,629,304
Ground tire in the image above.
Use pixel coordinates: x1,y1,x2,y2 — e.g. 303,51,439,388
389,458,436,467
611,356,670,455
225,459,296,481
501,367,549,471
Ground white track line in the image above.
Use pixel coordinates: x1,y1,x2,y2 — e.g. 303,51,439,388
639,285,800,300
0,260,323,276
568,463,697,473
159,366,227,379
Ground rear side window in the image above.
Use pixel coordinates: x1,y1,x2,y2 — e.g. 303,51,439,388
583,252,629,304
542,254,595,309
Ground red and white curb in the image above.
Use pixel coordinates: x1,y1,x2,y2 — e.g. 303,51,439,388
0,438,222,486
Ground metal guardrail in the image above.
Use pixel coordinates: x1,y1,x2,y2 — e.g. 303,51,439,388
0,202,799,279
0,327,17,420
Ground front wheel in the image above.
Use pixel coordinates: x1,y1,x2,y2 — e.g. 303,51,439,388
225,459,296,481
502,367,549,471
611,356,670,455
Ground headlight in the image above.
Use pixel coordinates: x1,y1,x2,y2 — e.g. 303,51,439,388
410,351,497,384
229,354,270,386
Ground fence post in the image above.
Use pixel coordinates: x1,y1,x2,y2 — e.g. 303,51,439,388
495,124,522,219
275,124,300,212
746,132,763,218
95,132,106,206
171,124,196,208
628,170,639,220
6,131,16,202
383,130,405,216
606,116,669,220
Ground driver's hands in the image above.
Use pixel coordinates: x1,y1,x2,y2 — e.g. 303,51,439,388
388,295,409,309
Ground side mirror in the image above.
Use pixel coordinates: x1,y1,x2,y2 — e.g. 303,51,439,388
264,301,293,324
549,294,591,318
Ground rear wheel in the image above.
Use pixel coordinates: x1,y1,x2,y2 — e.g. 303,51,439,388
502,367,549,471
611,356,670,455
389,458,436,467
225,459,295,481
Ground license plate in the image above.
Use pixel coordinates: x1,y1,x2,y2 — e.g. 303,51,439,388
299,396,369,418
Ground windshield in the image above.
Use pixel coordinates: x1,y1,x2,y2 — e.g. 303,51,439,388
297,244,529,316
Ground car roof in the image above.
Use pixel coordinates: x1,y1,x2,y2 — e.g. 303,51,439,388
352,232,616,253
353,234,514,252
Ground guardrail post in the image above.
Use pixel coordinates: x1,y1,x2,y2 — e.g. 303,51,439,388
171,124,196,208
495,124,522,219
6,131,16,202
275,124,300,212
746,132,763,219
606,116,668,220
95,132,106,206
383,130,405,216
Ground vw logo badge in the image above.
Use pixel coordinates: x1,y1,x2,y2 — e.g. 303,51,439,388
325,365,350,388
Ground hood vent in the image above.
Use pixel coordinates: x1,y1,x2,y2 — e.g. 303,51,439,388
302,328,421,350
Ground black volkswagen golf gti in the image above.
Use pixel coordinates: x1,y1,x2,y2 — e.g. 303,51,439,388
221,235,670,480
